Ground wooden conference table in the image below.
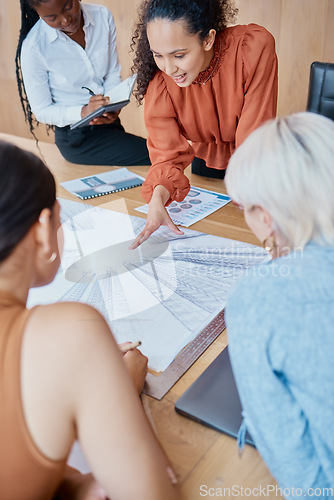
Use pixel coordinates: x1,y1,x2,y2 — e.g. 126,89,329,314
0,132,283,499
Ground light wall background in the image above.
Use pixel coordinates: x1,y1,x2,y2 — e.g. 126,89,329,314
0,0,333,143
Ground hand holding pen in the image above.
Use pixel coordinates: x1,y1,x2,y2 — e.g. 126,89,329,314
120,340,142,353
118,341,148,394
81,86,120,125
81,86,109,117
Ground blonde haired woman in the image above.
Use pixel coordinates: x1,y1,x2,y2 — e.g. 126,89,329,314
225,112,334,497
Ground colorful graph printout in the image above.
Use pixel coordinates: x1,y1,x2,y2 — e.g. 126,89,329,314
135,186,231,227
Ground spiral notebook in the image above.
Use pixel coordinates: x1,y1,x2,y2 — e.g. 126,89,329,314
60,168,144,200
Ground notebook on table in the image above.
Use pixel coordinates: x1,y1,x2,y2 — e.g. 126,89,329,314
60,168,144,200
175,346,254,446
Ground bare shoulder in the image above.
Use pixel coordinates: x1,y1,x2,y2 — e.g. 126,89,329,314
25,301,115,356
20,303,120,462
30,301,106,326
22,301,120,412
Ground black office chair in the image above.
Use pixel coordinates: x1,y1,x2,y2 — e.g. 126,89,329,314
306,62,334,120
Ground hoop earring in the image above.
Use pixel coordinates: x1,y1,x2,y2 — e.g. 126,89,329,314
262,235,276,253
47,252,57,263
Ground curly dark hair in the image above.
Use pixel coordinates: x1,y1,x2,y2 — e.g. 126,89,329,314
131,0,238,104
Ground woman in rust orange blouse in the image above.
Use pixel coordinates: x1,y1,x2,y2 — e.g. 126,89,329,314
130,0,278,248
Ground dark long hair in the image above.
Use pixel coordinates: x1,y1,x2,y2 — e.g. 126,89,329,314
0,140,56,263
15,0,47,138
131,0,238,103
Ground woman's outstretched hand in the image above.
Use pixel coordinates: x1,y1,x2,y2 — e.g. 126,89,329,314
129,185,184,250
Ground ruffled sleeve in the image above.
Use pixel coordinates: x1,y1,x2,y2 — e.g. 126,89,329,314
141,73,193,204
236,24,278,147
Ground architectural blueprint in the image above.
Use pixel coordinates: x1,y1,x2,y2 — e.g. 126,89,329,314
28,199,270,372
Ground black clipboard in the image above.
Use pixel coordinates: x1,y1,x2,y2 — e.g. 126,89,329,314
70,99,130,130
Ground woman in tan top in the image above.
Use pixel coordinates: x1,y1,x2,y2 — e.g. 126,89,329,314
130,0,278,249
0,140,179,500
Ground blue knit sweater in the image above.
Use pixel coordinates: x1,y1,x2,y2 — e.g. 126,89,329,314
225,243,334,499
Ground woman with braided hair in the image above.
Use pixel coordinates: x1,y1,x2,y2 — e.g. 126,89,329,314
129,0,278,249
16,0,150,166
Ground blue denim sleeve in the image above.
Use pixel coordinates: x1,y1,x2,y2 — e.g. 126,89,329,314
225,279,332,499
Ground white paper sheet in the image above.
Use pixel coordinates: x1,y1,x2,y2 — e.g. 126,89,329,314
27,199,269,372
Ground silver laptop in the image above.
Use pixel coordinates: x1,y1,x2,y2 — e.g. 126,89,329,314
175,346,254,446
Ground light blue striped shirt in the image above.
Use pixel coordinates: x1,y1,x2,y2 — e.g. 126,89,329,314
226,243,334,499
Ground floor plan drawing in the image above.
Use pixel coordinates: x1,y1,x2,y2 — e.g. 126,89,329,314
28,199,270,371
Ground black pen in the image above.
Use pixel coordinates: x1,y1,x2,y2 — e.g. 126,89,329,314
82,86,95,96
